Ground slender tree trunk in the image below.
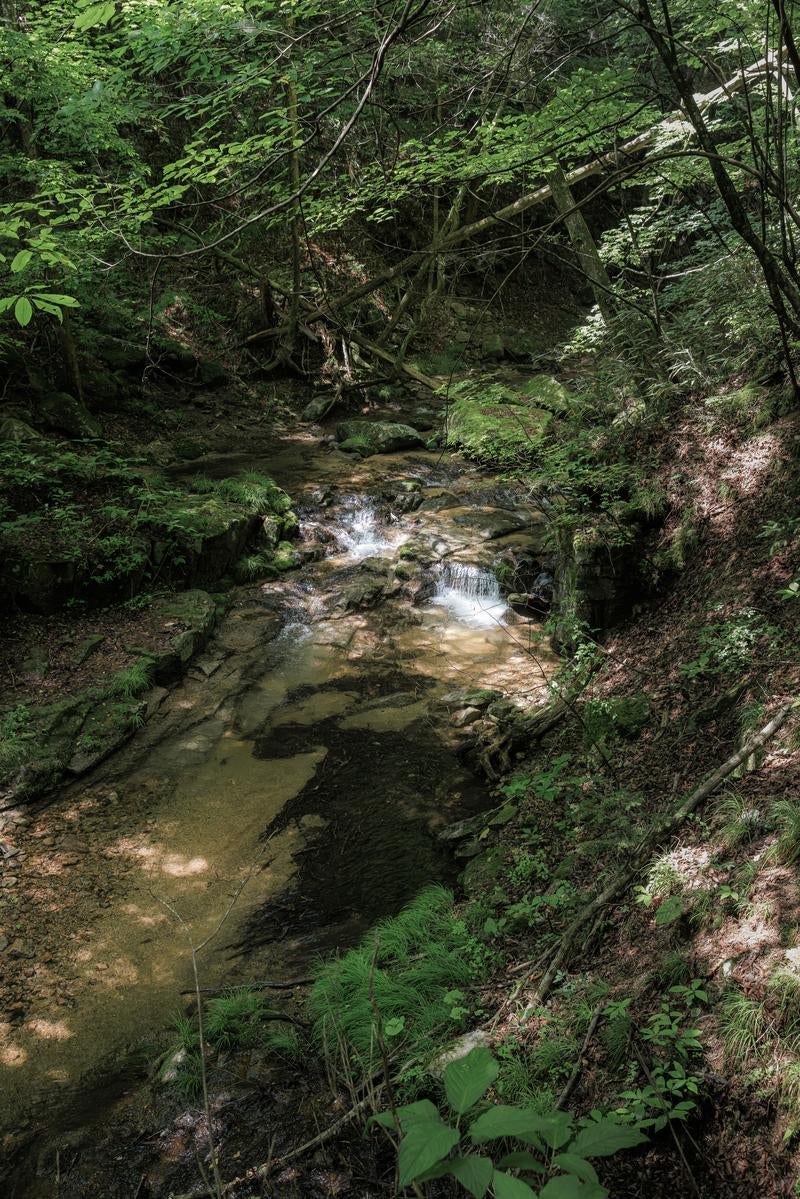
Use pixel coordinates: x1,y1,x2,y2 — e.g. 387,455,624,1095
637,0,800,342
548,165,616,325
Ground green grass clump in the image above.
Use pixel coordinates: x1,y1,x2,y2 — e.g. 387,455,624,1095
205,988,266,1050
215,472,291,515
308,886,485,1080
771,800,800,865
0,704,33,775
109,659,153,699
718,988,770,1064
715,792,766,849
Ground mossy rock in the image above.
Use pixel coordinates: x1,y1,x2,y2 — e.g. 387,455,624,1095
273,540,299,571
335,420,425,455
445,378,562,466
37,392,101,439
0,417,44,443
462,846,506,896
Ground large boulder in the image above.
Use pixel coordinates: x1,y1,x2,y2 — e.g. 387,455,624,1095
37,392,101,439
335,420,425,455
0,417,43,443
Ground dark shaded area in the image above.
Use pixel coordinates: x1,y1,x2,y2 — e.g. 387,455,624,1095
237,675,490,956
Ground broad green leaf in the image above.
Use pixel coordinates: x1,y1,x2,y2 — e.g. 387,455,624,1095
654,895,684,926
470,1106,547,1148
568,1120,647,1158
397,1100,441,1129
10,250,32,273
368,1110,397,1130
397,1118,459,1187
539,1176,607,1198
384,1016,405,1037
31,294,79,307
551,1154,598,1183
74,1,116,31
419,1155,494,1198
14,297,32,326
0,297,16,313
531,1112,573,1150
32,300,63,321
497,1153,546,1174
491,1168,539,1198
445,1047,499,1114
450,1155,495,1198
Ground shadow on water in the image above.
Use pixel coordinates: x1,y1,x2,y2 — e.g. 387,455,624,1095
235,668,489,958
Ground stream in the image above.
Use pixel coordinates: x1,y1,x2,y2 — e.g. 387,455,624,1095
0,414,558,1192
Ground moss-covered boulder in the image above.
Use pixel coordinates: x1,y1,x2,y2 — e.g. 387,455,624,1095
335,420,425,455
0,417,43,443
446,376,565,466
37,392,101,439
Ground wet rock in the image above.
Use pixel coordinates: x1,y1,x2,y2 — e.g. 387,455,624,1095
336,575,387,610
335,420,425,455
450,508,532,540
451,706,482,728
440,688,502,711
302,395,337,422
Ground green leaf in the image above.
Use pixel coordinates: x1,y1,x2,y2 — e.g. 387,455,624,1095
531,1112,573,1150
551,1154,598,1183
32,299,63,321
10,250,32,273
445,1047,499,1114
654,895,684,926
74,1,115,31
497,1153,546,1174
419,1155,494,1198
470,1106,547,1148
384,1016,405,1037
568,1120,647,1158
0,296,16,313
539,1177,607,1198
397,1117,459,1187
450,1155,495,1198
491,1169,539,1198
31,293,79,307
14,297,32,326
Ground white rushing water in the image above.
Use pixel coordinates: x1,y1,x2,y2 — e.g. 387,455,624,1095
431,562,507,628
336,496,391,559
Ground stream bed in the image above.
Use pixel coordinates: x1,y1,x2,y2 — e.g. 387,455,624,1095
0,421,558,1192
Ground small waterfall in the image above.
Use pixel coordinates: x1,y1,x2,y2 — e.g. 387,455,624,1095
336,496,390,559
432,562,507,627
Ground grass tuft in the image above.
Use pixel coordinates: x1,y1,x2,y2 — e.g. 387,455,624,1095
109,659,153,699
718,988,770,1064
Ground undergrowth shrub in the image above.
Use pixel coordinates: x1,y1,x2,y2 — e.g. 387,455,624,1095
309,885,488,1091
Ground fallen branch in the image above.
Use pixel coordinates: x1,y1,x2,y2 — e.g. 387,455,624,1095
556,1002,605,1110
179,978,313,995
526,699,795,1011
171,1090,381,1199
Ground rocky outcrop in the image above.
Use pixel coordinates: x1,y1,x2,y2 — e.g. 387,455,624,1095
335,420,425,455
0,591,222,806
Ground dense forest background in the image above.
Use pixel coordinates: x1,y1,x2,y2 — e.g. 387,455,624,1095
4,1,800,1197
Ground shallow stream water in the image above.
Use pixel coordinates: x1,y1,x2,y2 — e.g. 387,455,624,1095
0,421,557,1191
